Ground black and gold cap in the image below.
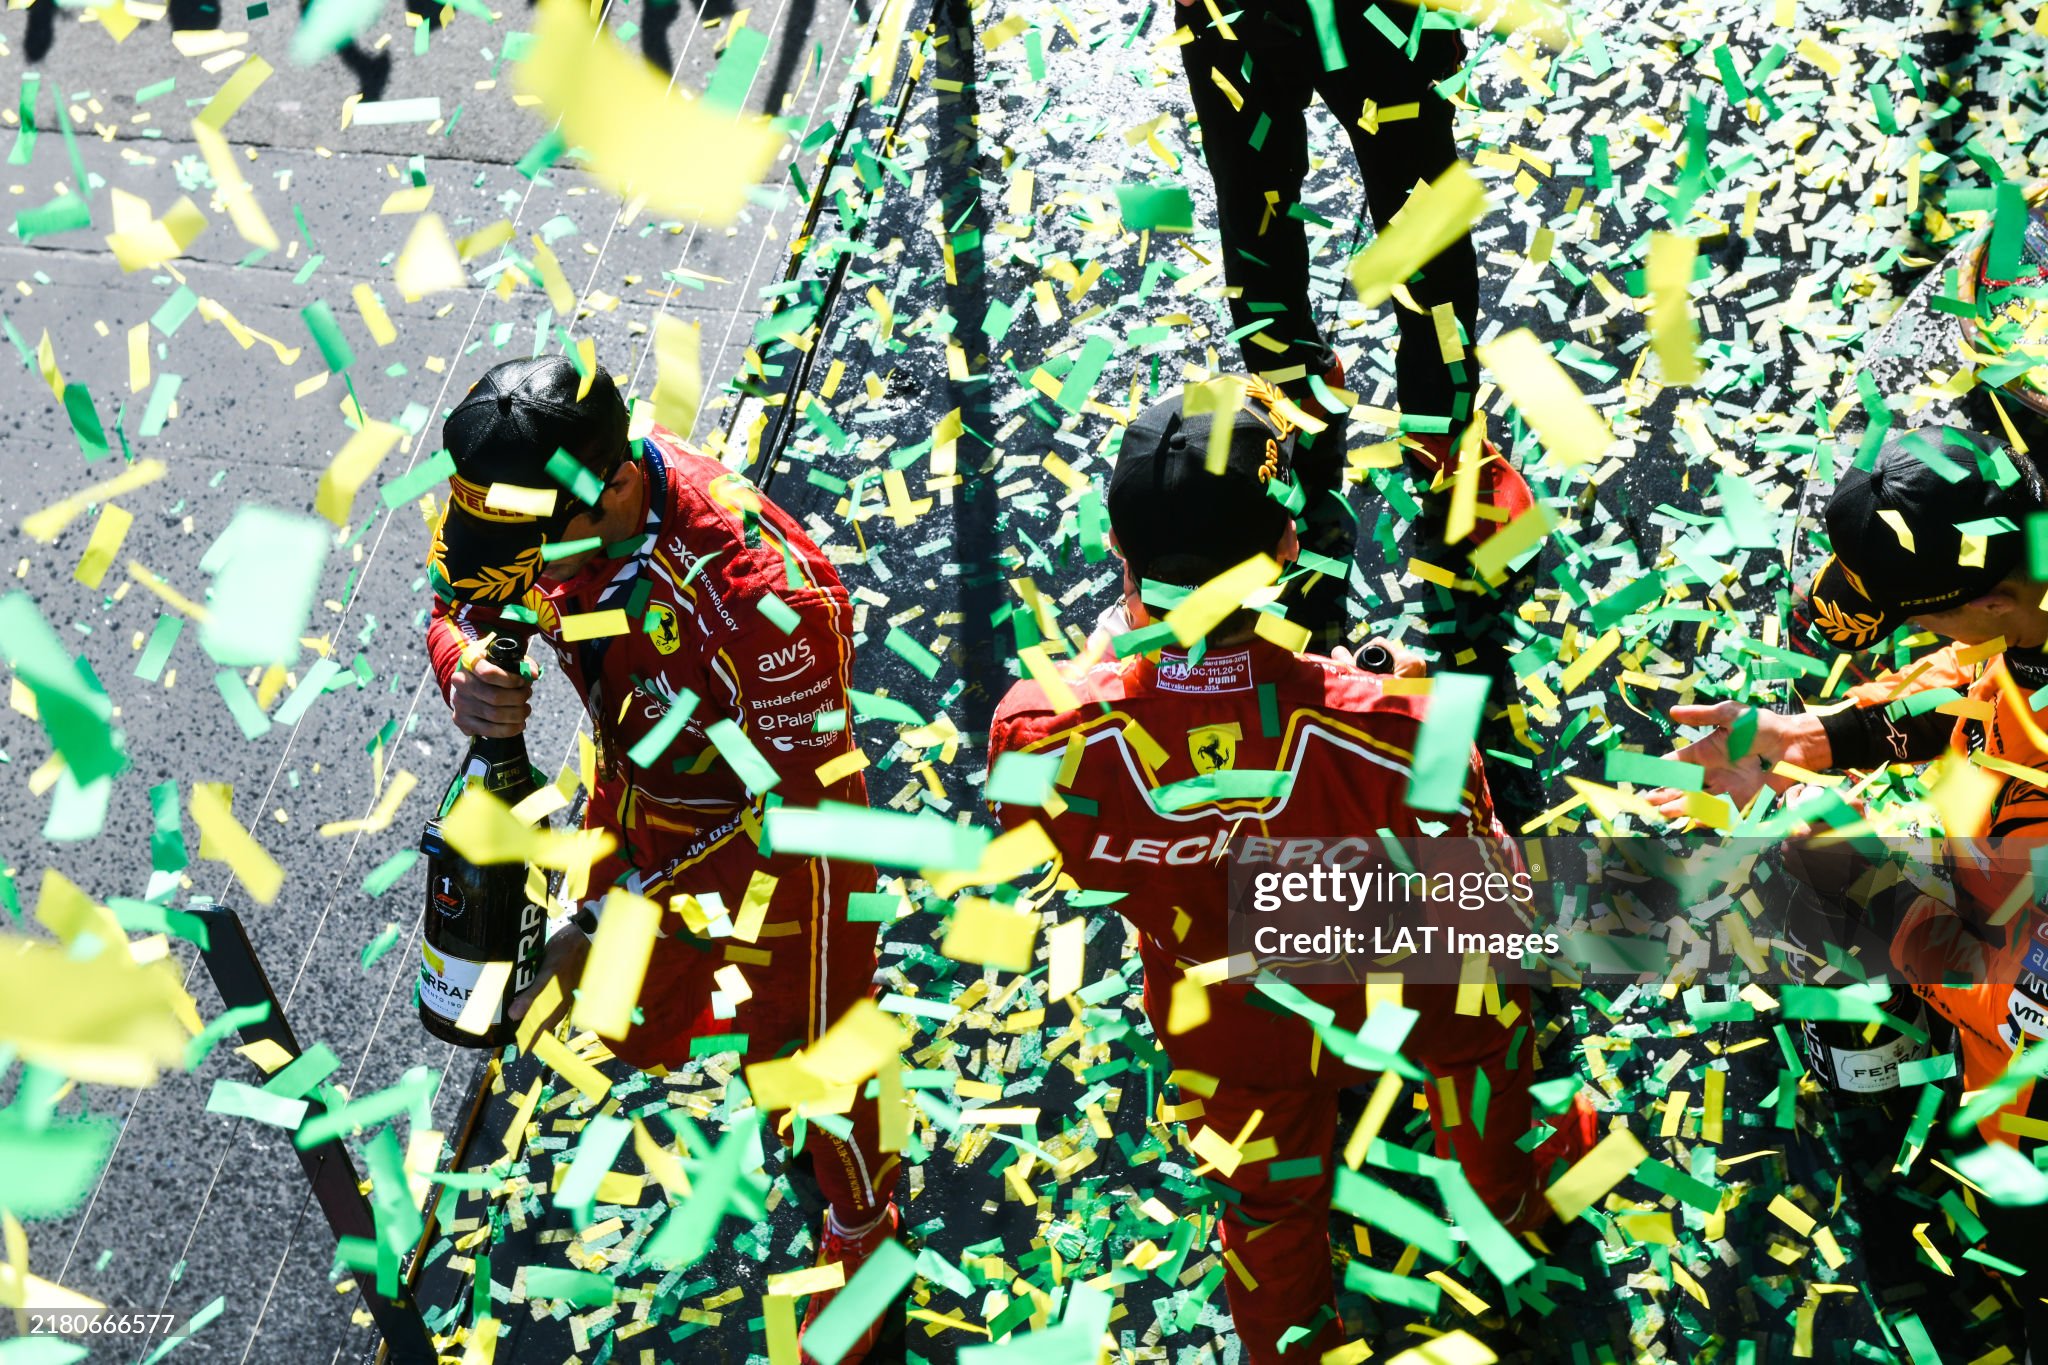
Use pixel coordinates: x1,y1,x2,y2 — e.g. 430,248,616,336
1807,426,2042,648
427,356,630,606
1106,375,1301,587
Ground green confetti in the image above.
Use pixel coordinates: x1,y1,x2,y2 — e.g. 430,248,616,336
704,717,778,794
547,447,606,505
765,801,990,870
704,25,769,112
379,447,458,508
300,299,355,373
62,382,108,462
628,689,702,769
986,751,1061,806
0,592,124,783
1113,185,1195,233
134,613,183,683
359,919,403,964
290,0,385,64
14,192,91,241
184,1001,272,1069
205,1079,309,1129
802,1239,917,1365
1604,749,1704,791
883,625,943,679
1405,673,1489,813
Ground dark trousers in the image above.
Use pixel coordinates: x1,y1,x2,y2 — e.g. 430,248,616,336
1177,1,1478,427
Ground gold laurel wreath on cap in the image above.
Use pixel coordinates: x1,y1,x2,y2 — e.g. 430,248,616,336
1239,374,1298,439
451,546,545,604
1236,375,1296,487
1812,596,1883,647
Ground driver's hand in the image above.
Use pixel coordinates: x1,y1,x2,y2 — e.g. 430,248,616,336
1368,636,1427,678
1332,637,1427,678
507,924,589,1034
1646,701,1826,822
450,655,533,738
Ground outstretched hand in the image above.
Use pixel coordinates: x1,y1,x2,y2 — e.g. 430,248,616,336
1645,702,1831,821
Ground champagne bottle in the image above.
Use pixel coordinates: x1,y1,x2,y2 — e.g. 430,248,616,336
417,634,546,1048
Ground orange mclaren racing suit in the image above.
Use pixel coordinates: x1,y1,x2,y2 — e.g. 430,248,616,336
1807,639,2048,1148
989,637,1551,1363
427,426,893,1217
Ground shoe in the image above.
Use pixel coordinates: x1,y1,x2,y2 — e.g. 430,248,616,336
1404,432,1535,545
1504,1093,1598,1233
799,1203,900,1364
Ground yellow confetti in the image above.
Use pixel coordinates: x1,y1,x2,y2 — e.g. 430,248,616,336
1545,1125,1648,1222
127,322,151,394
530,1031,612,1103
438,785,618,873
395,213,466,301
191,120,280,252
379,184,434,215
485,483,558,518
457,219,515,261
1646,233,1702,385
190,782,285,905
454,961,512,1037
928,821,1060,899
572,888,663,1039
0,929,193,1088
1351,161,1489,308
1477,328,1615,467
940,896,1040,971
652,315,704,438
1385,1330,1497,1365
514,0,784,226
35,329,63,400
315,419,404,528
559,609,629,642
353,283,398,345
1187,1124,1243,1177
105,189,208,273
196,54,272,131
529,234,576,314
850,0,912,98
318,770,418,837
1163,554,1282,645
73,504,133,590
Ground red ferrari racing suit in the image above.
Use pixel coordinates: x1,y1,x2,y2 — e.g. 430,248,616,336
427,427,893,1218
989,637,1546,1363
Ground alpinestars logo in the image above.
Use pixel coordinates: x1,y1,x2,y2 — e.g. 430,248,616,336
758,639,816,682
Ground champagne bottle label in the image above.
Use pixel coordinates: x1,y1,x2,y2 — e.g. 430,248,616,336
419,941,497,1025
1826,1030,1927,1094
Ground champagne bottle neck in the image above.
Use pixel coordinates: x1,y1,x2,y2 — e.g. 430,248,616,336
464,734,538,801
469,733,530,765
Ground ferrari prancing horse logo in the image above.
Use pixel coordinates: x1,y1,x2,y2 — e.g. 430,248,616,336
646,602,682,654
1188,722,1241,775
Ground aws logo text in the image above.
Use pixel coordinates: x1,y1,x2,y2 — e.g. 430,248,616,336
758,639,816,682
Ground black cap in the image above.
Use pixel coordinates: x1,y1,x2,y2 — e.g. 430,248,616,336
1106,377,1299,585
1807,427,2043,648
428,356,631,605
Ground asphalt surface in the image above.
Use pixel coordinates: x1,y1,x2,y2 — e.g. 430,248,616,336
4,0,2045,1360
2,0,876,1359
